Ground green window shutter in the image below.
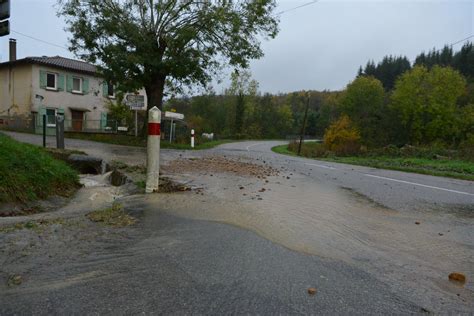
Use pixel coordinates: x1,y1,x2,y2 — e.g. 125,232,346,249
82,78,89,94
39,70,46,89
100,112,107,129
57,74,65,91
102,82,108,97
66,75,73,92
57,108,65,115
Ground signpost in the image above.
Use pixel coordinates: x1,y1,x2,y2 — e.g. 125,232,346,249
125,94,145,137
56,115,65,149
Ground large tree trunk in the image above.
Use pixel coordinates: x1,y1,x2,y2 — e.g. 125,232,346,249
145,75,166,111
141,75,166,136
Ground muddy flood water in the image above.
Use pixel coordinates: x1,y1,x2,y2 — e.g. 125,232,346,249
121,156,474,314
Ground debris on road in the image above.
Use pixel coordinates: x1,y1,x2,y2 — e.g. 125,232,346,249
86,203,136,227
165,156,279,178
448,272,466,285
307,287,317,295
7,275,22,287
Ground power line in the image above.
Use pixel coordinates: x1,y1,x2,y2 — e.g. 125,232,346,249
411,34,474,63
276,0,320,16
10,30,69,51
8,1,321,52
448,34,474,48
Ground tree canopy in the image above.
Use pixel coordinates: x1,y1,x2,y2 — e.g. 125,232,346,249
391,65,466,144
340,76,385,145
57,0,279,110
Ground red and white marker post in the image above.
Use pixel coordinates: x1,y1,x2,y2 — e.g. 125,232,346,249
191,129,195,148
146,106,161,193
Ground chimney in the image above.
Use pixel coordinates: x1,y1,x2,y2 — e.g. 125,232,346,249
9,38,16,62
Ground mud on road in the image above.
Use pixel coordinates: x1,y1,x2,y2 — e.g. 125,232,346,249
0,144,473,314
143,155,474,314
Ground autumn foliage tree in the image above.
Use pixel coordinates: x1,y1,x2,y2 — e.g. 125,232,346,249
323,115,361,155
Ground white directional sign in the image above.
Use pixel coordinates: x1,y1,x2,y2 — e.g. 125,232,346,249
164,111,184,120
126,94,145,109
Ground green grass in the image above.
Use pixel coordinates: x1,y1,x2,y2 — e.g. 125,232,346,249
64,132,234,150
0,134,80,203
272,144,474,181
271,144,298,156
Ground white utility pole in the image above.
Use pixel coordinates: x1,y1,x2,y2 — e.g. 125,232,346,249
145,106,161,193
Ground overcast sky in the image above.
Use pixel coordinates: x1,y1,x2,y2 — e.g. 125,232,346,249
1,0,472,93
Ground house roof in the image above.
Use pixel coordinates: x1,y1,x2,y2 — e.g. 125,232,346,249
0,56,98,75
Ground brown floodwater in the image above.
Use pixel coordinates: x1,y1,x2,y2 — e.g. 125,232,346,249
129,168,474,314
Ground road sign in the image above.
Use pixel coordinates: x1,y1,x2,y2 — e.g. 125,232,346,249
164,111,184,120
125,94,145,109
0,0,10,21
0,20,9,37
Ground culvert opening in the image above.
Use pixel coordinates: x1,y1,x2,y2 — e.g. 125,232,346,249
66,154,109,175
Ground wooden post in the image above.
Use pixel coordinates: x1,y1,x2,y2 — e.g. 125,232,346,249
298,92,310,156
42,114,46,148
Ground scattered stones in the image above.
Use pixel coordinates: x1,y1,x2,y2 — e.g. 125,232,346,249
177,186,191,192
439,233,444,236
449,272,466,285
7,275,22,287
258,188,266,192
239,186,245,190
307,287,317,295
415,221,420,225
165,156,279,178
286,176,290,179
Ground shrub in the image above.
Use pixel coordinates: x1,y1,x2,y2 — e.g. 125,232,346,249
460,133,474,161
323,115,361,156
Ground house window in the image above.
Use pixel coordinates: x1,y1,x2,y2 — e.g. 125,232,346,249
107,83,115,98
45,109,64,127
72,77,82,93
46,73,57,90
46,108,56,127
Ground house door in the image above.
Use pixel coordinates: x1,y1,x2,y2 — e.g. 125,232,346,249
71,110,84,131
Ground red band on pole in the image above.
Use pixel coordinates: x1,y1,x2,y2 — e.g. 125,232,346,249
148,122,161,136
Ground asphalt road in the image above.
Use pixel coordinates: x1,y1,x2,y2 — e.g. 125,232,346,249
212,140,474,210
1,132,473,314
0,210,420,315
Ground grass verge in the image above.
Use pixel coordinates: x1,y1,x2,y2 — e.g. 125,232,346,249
86,203,136,227
272,144,474,181
0,134,80,203
64,132,234,150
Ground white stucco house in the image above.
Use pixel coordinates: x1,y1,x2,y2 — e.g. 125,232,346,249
0,39,147,134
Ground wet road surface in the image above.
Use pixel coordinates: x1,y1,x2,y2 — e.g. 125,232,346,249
2,132,473,314
1,210,420,315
